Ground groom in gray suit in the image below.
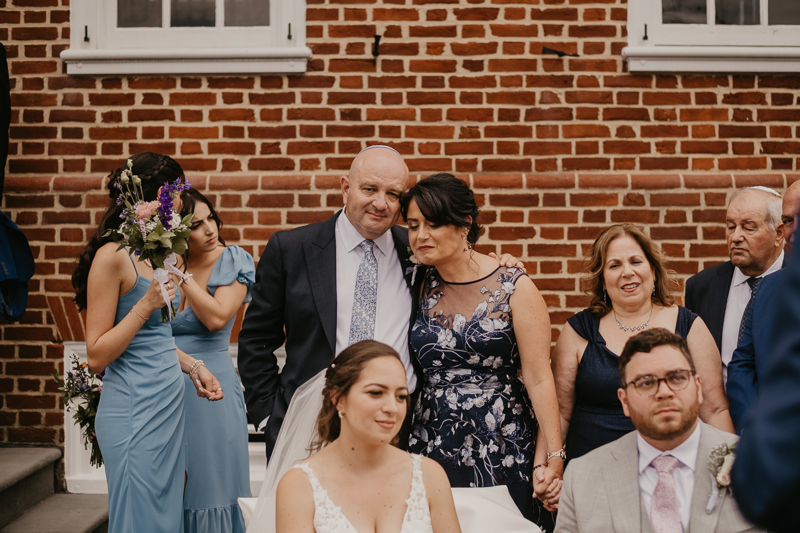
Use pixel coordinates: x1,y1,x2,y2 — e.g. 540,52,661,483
555,328,762,533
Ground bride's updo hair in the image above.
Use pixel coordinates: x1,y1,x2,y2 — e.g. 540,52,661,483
310,340,408,451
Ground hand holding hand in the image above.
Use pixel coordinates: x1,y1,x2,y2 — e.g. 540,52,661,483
534,463,563,512
193,365,224,401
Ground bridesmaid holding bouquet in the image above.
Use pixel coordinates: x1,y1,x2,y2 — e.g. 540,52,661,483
73,152,223,533
173,188,255,533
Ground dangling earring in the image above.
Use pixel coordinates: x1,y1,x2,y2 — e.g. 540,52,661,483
463,233,469,252
652,277,656,297
603,289,609,305
338,410,344,419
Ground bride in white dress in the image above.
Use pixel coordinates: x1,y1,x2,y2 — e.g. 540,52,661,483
242,340,542,533
274,340,461,533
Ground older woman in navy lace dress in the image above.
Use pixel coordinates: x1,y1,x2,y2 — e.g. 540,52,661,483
400,173,563,526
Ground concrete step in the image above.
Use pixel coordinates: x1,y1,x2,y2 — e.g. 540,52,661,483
0,447,62,529
0,494,108,533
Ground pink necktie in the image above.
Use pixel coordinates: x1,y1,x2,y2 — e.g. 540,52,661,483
650,455,682,533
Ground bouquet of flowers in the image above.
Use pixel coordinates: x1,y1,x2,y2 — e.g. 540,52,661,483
53,356,104,467
104,158,192,321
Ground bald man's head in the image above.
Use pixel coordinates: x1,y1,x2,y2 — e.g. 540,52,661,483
783,181,800,253
340,146,410,240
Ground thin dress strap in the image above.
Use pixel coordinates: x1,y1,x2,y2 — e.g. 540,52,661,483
126,251,139,277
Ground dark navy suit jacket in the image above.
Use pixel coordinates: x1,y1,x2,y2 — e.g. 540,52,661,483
732,245,800,532
684,261,735,351
726,269,785,433
237,212,423,458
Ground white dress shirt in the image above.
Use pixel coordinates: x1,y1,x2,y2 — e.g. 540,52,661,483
638,423,702,532
720,251,783,385
335,210,416,392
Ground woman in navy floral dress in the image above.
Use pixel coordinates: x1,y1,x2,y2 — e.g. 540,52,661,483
400,174,563,527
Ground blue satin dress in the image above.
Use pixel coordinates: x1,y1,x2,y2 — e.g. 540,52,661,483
95,258,186,533
172,246,255,533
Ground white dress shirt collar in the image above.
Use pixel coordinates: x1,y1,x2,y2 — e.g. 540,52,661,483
337,208,394,258
731,250,784,287
637,422,701,475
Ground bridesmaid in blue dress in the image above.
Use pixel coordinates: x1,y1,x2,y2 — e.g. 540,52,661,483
400,174,564,527
173,189,254,533
73,153,223,533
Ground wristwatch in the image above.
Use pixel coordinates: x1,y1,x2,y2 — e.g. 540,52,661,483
547,448,567,462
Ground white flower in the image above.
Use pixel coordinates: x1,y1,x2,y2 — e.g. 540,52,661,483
453,314,466,335
467,354,481,365
479,444,488,458
502,282,516,295
485,412,496,431
502,422,517,436
479,318,495,332
502,455,515,467
488,442,499,453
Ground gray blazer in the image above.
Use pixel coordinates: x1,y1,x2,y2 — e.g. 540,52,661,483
555,422,763,533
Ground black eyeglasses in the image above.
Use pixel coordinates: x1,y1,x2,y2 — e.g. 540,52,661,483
626,369,695,397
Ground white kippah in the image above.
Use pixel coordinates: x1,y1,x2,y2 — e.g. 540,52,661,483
748,185,782,197
357,144,402,156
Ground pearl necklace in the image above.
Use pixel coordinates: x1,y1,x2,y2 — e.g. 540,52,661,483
613,306,654,332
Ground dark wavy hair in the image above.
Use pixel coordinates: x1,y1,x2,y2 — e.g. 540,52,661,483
399,173,481,248
310,340,408,452
179,188,226,271
72,153,186,311
584,223,676,317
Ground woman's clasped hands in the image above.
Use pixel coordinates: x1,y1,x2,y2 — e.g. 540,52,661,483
534,458,563,512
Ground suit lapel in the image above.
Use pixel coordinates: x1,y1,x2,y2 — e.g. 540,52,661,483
303,214,339,356
603,433,644,533
687,423,725,533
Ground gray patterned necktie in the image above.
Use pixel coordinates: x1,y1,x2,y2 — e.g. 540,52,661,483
349,240,377,345
738,276,762,342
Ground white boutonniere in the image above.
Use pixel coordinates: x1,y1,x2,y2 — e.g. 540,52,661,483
706,443,736,513
404,247,422,286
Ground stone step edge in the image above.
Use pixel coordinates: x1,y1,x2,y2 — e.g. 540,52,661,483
0,448,62,494
0,494,108,533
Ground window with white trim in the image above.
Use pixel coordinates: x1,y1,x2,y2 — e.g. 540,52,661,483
623,0,800,73
62,0,310,76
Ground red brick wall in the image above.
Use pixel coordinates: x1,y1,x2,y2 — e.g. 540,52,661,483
1,0,800,449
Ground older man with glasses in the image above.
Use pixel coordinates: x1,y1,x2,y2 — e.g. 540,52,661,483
555,328,762,533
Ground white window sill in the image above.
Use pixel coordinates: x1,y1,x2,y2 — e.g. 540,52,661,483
60,47,312,75
623,46,800,73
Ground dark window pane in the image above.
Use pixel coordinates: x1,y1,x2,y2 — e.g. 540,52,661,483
225,0,270,26
663,0,707,24
171,0,215,27
716,0,760,25
118,0,162,28
769,0,800,25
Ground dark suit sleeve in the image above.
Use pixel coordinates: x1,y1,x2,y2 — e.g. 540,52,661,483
726,307,757,434
732,249,800,532
237,232,286,429
684,274,697,313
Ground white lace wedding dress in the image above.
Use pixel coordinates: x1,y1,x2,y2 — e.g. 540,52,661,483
295,454,432,533
241,370,540,533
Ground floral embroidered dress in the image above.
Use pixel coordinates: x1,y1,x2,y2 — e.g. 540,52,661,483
408,266,537,520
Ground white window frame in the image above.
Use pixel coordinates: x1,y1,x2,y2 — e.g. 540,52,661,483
61,0,310,75
623,0,800,73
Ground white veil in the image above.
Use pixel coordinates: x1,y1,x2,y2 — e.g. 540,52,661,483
245,370,326,533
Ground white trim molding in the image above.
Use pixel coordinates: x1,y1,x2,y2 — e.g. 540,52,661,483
61,47,312,76
625,0,800,73
62,0,309,76
623,46,800,73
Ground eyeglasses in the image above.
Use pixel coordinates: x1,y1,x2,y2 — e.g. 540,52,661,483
626,369,695,397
